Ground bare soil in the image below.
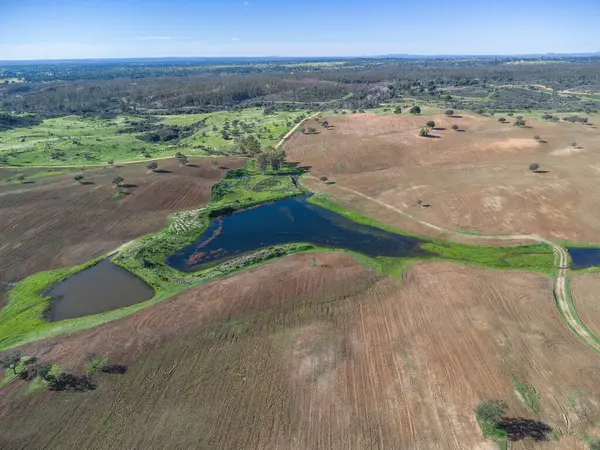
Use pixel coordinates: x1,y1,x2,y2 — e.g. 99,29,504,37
287,113,600,241
0,258,598,449
0,157,245,299
571,272,600,339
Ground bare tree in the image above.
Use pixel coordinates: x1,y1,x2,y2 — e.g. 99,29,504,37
112,176,124,187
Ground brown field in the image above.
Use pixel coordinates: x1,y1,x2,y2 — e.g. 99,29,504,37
0,157,245,299
571,273,600,339
1,255,598,449
287,113,600,241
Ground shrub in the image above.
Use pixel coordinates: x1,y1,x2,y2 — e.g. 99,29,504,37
475,399,507,429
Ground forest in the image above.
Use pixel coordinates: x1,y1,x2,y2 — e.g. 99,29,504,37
1,56,600,121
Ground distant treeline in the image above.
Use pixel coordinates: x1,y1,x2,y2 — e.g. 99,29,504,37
1,57,600,117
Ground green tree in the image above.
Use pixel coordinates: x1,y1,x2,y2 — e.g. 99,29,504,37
418,128,430,137
256,152,269,173
112,176,124,187
0,351,22,375
474,399,507,429
106,159,114,166
426,120,435,129
16,174,26,183
74,174,85,184
409,105,421,115
498,117,506,123
529,163,540,172
147,161,158,172
452,124,459,131
177,155,189,166
394,106,402,114
533,135,541,142
445,109,454,116
514,119,526,127
235,135,261,156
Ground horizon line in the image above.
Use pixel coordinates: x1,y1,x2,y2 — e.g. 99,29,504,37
1,51,600,63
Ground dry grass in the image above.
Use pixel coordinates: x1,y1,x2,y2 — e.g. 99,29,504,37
287,113,600,241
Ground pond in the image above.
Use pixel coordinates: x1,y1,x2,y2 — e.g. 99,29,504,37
567,247,600,270
47,260,154,321
165,194,428,272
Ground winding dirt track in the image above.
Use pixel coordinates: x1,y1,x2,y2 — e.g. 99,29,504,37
308,177,600,355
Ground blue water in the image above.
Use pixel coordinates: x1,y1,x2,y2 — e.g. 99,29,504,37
165,194,428,272
567,247,600,270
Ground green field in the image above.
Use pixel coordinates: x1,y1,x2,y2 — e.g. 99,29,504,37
0,108,309,167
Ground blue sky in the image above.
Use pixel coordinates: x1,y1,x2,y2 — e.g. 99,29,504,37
1,0,599,60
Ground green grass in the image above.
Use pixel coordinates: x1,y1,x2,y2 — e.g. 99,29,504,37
308,193,555,274
0,161,307,351
0,164,555,352
0,108,309,167
157,108,309,152
512,375,541,412
0,258,103,350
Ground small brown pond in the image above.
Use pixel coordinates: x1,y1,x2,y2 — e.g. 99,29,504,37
47,260,154,321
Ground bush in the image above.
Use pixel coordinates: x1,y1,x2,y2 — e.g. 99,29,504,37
475,399,507,429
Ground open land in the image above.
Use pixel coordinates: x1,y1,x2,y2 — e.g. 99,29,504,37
287,112,600,242
0,156,244,299
2,57,600,450
1,257,598,449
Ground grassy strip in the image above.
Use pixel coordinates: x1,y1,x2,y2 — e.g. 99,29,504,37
0,162,306,351
554,277,600,350
0,258,103,350
1,167,554,351
308,193,555,275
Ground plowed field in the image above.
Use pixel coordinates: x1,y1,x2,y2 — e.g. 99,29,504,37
287,114,600,241
0,157,245,299
1,257,598,449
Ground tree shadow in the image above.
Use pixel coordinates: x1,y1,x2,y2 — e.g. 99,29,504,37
423,135,441,139
433,127,446,131
498,418,552,442
186,164,199,168
449,115,463,118
101,365,127,375
21,181,35,184
325,181,336,185
534,170,550,174
80,181,95,185
538,140,548,144
456,129,466,132
153,169,172,174
48,373,97,392
120,183,138,188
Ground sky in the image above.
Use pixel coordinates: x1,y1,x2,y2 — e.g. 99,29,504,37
1,0,600,60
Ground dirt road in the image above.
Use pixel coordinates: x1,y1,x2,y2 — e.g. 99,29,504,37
275,112,320,149
308,178,600,356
